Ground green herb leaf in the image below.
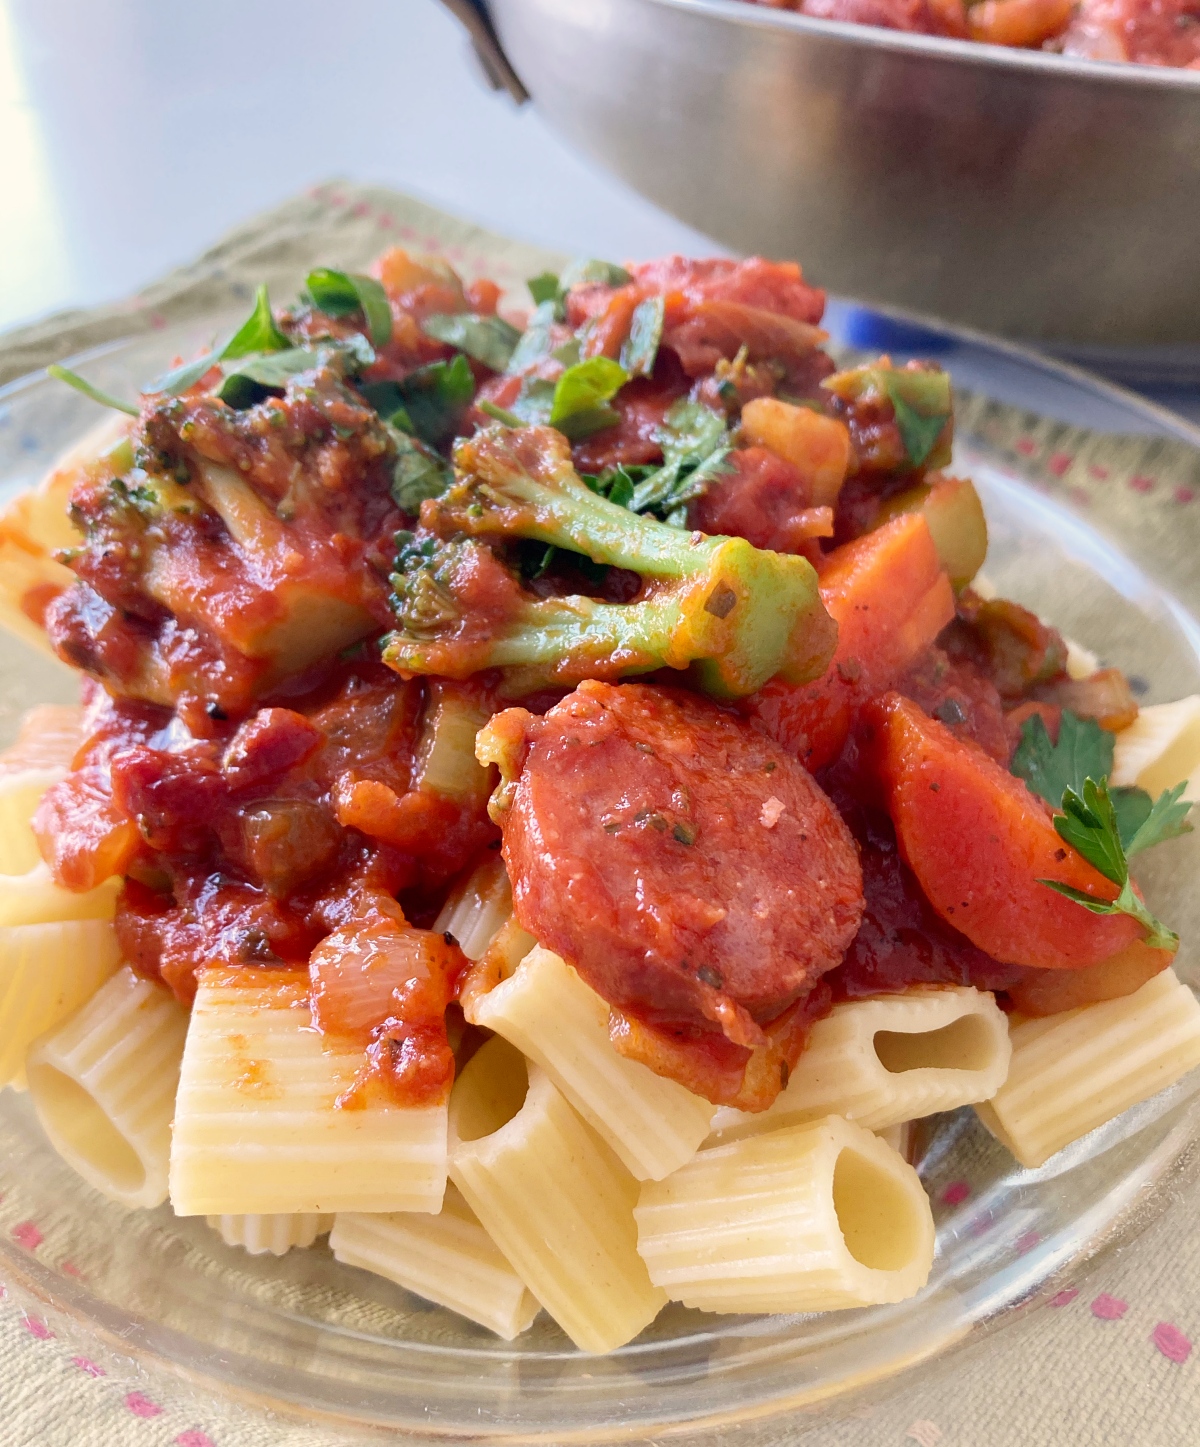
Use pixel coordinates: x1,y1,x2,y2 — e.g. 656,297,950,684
1125,780,1193,857
149,353,222,397
527,273,560,307
1055,778,1127,885
557,258,633,296
46,365,139,417
1041,876,1180,953
222,284,291,360
217,348,322,409
421,313,521,372
508,377,557,427
620,296,665,379
1036,774,1186,952
549,356,628,440
397,355,474,446
1011,711,1115,810
629,399,731,516
881,370,952,469
390,428,454,513
506,300,559,375
1112,786,1154,850
304,268,393,347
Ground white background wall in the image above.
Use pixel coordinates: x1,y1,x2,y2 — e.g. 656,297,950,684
0,0,714,332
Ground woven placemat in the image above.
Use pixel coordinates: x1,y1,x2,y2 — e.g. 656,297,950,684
1,182,1199,1447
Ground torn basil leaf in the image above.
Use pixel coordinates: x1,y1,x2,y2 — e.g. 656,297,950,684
527,273,560,307
398,355,475,446
217,348,322,409
620,296,665,379
629,399,731,516
46,365,139,417
360,355,473,446
222,285,291,360
305,268,393,348
506,301,558,375
389,428,454,513
421,313,521,372
556,258,633,297
148,352,223,397
549,357,628,441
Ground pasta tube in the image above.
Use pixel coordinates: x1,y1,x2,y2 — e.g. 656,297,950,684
433,854,514,961
0,919,122,1089
467,945,714,1180
449,1036,665,1353
976,968,1200,1168
0,767,65,875
207,1213,333,1256
708,986,1010,1143
0,863,118,929
331,1184,540,1340
170,967,447,1216
635,1116,935,1313
1111,696,1200,802
25,965,187,1208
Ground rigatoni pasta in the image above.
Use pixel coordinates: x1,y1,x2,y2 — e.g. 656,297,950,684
8,237,1200,1363
0,920,122,1089
207,1213,334,1256
467,945,714,1180
330,1184,540,1339
635,1116,935,1312
0,767,66,875
708,987,1011,1143
170,967,447,1216
0,864,119,929
448,1036,665,1353
976,968,1200,1168
1111,696,1200,802
25,965,187,1208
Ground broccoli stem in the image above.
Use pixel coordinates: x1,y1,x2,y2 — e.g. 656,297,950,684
385,426,837,701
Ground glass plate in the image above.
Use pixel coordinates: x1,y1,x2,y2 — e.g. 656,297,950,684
2,309,1200,1442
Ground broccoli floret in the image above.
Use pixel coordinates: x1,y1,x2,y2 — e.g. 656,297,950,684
383,426,836,700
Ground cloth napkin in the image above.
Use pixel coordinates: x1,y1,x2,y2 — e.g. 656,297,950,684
1,182,1199,1447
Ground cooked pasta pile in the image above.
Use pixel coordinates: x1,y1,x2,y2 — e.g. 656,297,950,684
2,246,1199,1352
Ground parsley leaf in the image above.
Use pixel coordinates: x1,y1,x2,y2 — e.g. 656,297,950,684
1012,711,1115,811
222,284,291,360
620,296,665,379
46,365,139,417
421,313,521,372
1037,776,1188,953
304,268,393,348
1125,780,1194,857
548,357,628,440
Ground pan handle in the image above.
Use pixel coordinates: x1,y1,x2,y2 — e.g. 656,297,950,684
437,0,529,103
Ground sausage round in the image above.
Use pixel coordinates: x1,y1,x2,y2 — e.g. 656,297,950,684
497,680,864,1045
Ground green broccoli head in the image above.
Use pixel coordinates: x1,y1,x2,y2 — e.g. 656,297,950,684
383,425,836,700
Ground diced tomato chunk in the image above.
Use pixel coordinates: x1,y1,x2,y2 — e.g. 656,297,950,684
867,693,1142,969
747,513,954,770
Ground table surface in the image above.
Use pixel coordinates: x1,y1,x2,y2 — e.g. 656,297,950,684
0,0,715,336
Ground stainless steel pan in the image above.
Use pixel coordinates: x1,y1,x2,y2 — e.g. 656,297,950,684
446,0,1200,350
